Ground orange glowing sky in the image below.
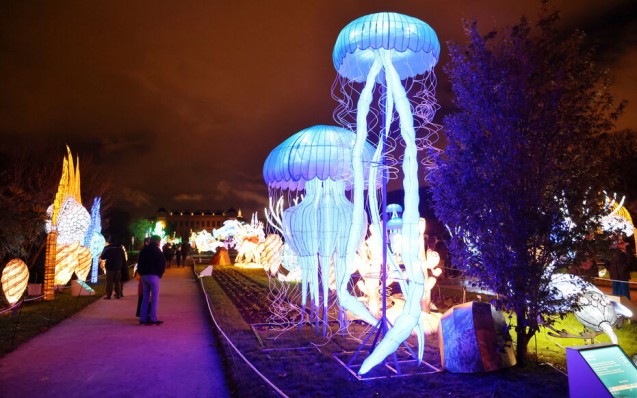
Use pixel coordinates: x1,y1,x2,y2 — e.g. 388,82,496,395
0,0,634,217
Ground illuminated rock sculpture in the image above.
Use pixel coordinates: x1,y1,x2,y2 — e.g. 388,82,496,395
439,301,516,373
332,12,440,374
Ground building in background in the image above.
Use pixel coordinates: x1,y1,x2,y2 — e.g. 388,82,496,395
155,208,242,240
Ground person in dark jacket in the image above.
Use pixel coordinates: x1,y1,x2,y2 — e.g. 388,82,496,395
100,239,127,299
137,235,166,325
608,238,631,300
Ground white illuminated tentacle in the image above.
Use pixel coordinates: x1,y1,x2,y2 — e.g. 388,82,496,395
318,179,341,333
360,50,426,375
599,322,618,344
342,55,383,327
264,196,284,235
366,77,408,295
282,181,320,325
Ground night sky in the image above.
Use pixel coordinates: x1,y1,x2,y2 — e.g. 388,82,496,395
0,0,634,218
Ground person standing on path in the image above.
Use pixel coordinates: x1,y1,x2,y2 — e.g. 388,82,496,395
137,235,166,325
180,242,191,267
162,243,174,268
175,247,182,267
100,238,127,299
608,237,632,300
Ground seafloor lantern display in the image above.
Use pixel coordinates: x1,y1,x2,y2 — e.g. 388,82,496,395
332,12,441,374
48,196,91,286
1,259,29,305
44,147,91,299
263,124,379,333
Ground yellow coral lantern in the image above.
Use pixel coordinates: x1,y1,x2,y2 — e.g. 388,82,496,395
2,259,29,305
44,146,86,300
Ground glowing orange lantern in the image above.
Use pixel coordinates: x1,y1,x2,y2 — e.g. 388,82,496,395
55,242,80,286
1,259,29,304
75,246,92,281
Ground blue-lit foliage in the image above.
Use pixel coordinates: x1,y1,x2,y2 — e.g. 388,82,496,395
85,197,105,284
429,10,624,362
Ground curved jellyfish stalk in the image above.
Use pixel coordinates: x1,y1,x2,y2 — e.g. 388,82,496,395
343,57,384,329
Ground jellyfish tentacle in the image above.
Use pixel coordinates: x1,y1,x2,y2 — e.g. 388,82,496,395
343,55,384,327
283,180,320,327
318,179,341,334
360,49,426,375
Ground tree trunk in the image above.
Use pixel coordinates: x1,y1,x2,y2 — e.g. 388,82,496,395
515,308,530,365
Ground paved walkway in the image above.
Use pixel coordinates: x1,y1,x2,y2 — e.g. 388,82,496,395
0,266,230,398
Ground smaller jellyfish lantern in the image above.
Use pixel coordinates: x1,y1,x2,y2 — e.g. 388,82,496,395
263,125,379,333
333,12,440,374
386,203,403,260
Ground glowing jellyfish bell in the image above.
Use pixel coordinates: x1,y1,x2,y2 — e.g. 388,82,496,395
333,12,440,374
263,125,379,332
263,124,376,191
333,13,439,84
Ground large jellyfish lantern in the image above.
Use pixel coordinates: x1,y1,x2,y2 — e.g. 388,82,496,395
263,125,378,334
333,12,440,374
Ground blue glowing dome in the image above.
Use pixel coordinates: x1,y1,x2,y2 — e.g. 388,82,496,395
333,12,440,82
263,125,377,191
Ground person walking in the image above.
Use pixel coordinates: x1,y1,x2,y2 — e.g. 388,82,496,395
100,238,127,299
608,237,632,300
135,237,151,317
162,243,175,268
137,235,166,325
175,247,182,267
180,242,191,267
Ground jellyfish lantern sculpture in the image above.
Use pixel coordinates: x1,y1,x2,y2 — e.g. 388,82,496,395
263,124,379,334
333,12,441,374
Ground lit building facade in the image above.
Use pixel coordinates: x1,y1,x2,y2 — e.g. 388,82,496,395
155,208,241,239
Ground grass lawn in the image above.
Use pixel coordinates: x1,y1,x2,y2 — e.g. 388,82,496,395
3,263,634,397
0,278,107,358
